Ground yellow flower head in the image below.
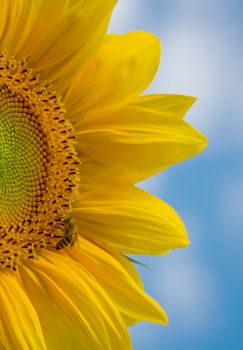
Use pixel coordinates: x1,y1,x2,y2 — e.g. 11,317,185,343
0,1,207,349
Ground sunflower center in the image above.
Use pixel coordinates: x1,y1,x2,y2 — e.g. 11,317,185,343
0,87,48,225
0,51,79,271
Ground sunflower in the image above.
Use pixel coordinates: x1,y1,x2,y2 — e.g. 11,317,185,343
0,1,207,349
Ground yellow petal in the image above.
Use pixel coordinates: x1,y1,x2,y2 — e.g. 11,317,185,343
122,314,139,326
72,186,189,254
0,272,47,350
75,106,207,183
0,340,6,350
0,0,69,56
65,31,160,122
68,238,168,324
77,159,138,192
20,252,131,350
0,0,117,94
130,94,196,118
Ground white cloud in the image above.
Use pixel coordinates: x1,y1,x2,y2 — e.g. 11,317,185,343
153,22,229,140
153,253,220,332
171,0,228,9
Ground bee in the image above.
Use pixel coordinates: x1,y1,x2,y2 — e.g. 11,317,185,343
56,215,77,250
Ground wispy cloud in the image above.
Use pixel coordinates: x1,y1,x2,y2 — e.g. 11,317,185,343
153,252,219,332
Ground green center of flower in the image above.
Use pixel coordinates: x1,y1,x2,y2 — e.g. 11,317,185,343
0,87,48,226
0,51,79,271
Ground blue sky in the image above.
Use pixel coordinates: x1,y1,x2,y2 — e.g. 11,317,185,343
109,1,243,349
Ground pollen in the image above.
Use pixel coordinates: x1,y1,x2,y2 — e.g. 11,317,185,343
0,50,79,271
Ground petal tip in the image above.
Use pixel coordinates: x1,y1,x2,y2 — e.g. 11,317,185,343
198,133,208,152
153,305,169,325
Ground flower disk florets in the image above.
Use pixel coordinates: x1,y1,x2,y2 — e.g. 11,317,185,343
0,50,79,271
